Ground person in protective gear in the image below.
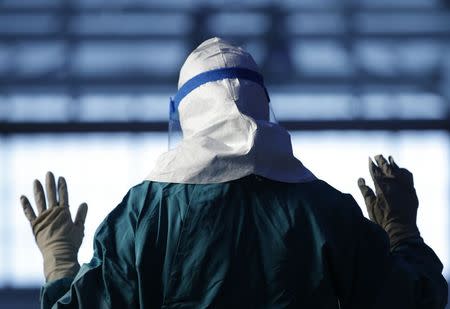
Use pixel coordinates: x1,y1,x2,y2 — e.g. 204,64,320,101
21,37,447,308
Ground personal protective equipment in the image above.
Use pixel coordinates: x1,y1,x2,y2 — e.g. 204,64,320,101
149,37,316,184
20,172,88,282
168,67,273,149
358,155,421,249
36,38,447,308
40,177,447,308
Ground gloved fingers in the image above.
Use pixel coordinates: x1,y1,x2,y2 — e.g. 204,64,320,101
398,168,415,187
368,157,382,180
74,203,88,227
357,178,377,222
387,156,415,185
358,178,377,205
20,195,37,222
374,154,393,176
58,177,69,207
388,156,400,170
45,171,58,208
33,179,47,215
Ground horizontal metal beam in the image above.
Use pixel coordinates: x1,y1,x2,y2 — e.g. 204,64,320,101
1,32,450,42
0,122,169,134
0,75,437,87
0,85,408,96
1,120,449,135
281,119,450,131
1,7,449,14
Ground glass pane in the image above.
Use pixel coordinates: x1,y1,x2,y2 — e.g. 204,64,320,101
292,40,354,76
0,131,448,287
271,93,353,120
291,131,449,278
73,41,187,76
1,133,167,286
71,13,192,35
12,42,65,77
207,13,270,36
0,14,59,34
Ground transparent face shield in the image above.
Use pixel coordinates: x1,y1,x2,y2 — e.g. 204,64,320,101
168,67,276,150
168,99,183,149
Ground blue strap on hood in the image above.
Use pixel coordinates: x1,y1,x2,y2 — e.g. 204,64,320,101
170,67,270,121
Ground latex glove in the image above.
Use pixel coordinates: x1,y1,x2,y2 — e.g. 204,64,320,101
357,155,421,249
20,172,88,282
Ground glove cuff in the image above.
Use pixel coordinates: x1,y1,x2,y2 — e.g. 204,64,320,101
384,222,421,250
43,248,80,282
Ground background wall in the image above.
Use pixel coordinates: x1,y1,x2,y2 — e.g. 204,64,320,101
1,0,449,307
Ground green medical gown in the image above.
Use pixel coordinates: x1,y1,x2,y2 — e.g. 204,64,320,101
40,175,448,308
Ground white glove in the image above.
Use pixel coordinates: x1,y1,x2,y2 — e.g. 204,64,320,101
20,172,88,282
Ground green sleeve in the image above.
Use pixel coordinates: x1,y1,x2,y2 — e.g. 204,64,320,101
40,183,149,308
338,195,448,309
40,277,74,308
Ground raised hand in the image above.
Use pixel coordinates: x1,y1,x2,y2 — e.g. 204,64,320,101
358,155,420,249
20,172,88,281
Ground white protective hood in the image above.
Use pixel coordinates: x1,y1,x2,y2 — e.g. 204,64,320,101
146,37,316,184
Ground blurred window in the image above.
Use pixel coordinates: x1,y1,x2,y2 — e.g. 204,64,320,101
0,131,448,286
